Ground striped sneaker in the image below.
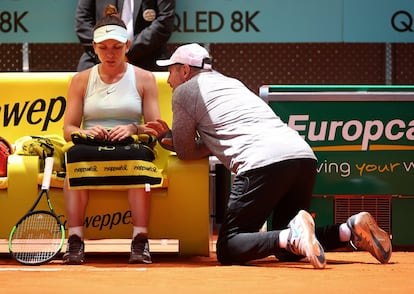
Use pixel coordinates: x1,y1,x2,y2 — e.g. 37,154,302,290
347,212,392,263
286,210,326,269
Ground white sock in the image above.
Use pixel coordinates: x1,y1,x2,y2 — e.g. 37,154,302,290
133,226,148,238
68,226,84,240
278,228,290,248
339,223,351,242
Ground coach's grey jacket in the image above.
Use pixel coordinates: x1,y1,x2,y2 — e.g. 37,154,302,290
75,0,175,71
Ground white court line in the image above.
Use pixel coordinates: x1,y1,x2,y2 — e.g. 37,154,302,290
0,268,63,272
0,267,148,272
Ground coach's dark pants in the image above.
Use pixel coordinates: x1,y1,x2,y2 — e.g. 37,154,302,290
216,158,346,265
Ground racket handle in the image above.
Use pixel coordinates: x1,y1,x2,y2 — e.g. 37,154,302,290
42,157,54,190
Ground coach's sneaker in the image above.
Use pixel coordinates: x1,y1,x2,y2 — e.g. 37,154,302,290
347,212,392,264
286,210,326,269
63,234,85,265
129,233,152,264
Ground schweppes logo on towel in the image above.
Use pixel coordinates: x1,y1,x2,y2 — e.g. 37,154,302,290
67,159,164,189
66,144,164,190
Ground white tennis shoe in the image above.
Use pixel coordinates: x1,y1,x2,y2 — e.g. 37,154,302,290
347,212,392,264
286,210,326,269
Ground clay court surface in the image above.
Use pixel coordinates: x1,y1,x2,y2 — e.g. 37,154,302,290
1,239,413,294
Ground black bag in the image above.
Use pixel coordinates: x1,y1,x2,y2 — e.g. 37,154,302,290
65,132,163,190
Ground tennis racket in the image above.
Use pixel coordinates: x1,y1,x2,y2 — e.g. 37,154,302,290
8,156,65,265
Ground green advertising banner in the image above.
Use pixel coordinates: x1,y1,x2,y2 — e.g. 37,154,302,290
260,86,414,195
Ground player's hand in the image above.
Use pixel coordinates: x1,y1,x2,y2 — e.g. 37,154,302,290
86,125,110,139
108,125,134,141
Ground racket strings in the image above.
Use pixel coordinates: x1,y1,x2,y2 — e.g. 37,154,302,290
11,212,63,264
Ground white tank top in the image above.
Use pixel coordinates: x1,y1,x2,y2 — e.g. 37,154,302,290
82,63,143,130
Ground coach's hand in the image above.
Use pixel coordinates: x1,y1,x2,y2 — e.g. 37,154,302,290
145,119,175,151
